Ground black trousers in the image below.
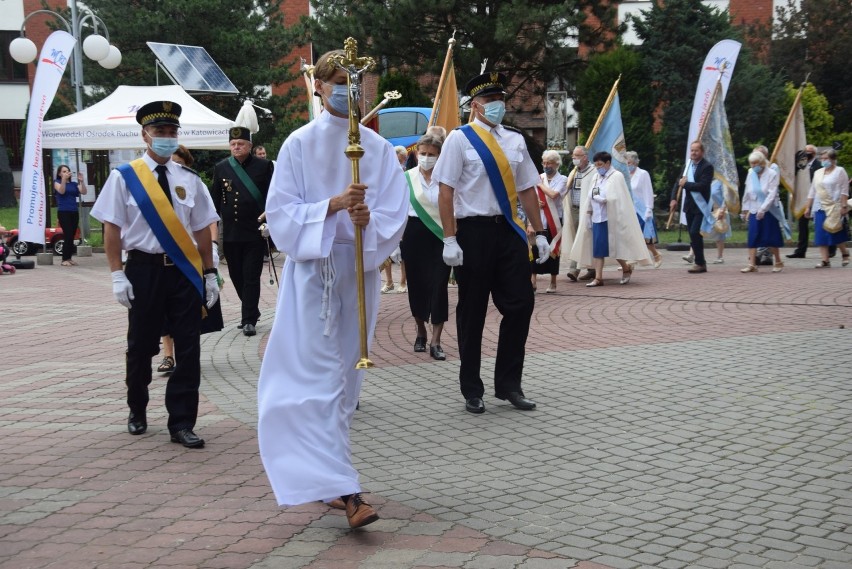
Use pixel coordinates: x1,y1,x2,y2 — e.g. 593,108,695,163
793,215,809,255
400,217,452,324
686,210,706,267
57,210,78,261
124,261,202,433
224,239,265,326
455,217,535,400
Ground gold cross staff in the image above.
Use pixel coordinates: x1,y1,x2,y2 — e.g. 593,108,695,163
329,38,377,370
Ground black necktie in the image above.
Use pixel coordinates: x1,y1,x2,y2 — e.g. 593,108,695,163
155,165,172,204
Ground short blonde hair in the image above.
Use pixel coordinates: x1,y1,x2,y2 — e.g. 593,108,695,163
748,151,767,166
541,150,562,166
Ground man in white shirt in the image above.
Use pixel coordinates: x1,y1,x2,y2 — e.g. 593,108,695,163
434,72,550,415
91,101,220,448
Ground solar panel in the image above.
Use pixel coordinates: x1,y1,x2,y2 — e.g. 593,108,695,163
147,42,239,94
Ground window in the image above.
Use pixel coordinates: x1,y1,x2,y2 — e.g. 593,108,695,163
1,31,29,83
379,111,428,140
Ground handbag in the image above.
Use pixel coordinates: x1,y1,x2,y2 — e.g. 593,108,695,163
822,204,843,233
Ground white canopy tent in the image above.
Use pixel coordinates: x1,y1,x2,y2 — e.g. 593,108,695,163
41,85,232,150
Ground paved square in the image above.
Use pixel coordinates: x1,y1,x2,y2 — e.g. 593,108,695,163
1,249,850,568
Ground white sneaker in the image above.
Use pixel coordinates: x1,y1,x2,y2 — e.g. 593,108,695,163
682,254,694,264
713,258,724,264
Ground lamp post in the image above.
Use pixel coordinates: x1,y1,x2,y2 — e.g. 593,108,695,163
8,0,120,255
9,0,121,113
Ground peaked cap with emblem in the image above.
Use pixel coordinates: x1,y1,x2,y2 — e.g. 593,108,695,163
465,72,508,99
136,100,182,127
229,126,252,143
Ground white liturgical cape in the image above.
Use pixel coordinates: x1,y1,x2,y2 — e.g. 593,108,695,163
258,111,408,507
568,168,651,267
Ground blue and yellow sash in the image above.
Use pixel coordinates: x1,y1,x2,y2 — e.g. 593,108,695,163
459,124,527,243
118,160,203,299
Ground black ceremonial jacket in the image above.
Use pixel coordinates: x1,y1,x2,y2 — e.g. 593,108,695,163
211,154,274,242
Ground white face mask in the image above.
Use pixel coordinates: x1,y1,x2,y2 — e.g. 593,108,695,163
418,154,438,171
572,158,583,167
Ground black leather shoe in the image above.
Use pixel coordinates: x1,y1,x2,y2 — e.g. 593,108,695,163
465,397,485,414
237,323,244,329
429,344,446,360
786,253,805,258
502,392,537,410
243,323,256,337
127,411,147,435
413,336,427,352
170,429,205,448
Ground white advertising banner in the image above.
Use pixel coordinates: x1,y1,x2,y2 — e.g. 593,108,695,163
18,31,77,244
685,39,741,163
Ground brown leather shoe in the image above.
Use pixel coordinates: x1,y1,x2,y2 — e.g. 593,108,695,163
327,498,346,510
345,493,379,528
687,264,707,274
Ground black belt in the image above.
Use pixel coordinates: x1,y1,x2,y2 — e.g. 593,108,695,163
126,250,175,266
458,215,505,224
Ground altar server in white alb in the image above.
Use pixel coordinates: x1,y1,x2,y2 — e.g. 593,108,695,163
257,49,408,529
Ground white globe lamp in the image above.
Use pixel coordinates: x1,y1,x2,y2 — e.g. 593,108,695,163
82,34,110,61
99,45,122,69
9,37,38,64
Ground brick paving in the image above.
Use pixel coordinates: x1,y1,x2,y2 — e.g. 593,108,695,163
1,247,850,568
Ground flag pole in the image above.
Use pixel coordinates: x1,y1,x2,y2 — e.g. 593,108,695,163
430,32,456,127
666,75,723,229
769,79,808,166
563,75,621,188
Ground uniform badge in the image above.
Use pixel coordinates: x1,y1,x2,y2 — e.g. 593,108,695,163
223,179,232,192
175,186,186,200
163,101,173,113
230,127,242,139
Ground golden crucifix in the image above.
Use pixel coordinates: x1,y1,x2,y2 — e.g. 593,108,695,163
328,38,376,370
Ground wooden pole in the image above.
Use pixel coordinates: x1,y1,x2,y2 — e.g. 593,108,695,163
430,34,456,128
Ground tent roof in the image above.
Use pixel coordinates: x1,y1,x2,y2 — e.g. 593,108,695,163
42,85,233,150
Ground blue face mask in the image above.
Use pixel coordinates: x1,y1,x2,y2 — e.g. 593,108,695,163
628,165,636,173
544,166,555,176
149,137,179,159
323,82,350,115
822,160,833,168
753,165,763,174
481,100,506,125
597,166,608,176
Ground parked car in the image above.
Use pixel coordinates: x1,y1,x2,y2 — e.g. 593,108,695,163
2,226,81,256
375,107,432,150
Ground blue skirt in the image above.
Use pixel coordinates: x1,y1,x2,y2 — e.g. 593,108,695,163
592,221,609,258
747,213,783,248
813,210,850,246
637,213,658,243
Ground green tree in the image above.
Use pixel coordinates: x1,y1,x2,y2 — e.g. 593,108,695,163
772,0,852,131
374,72,431,108
63,0,305,169
309,0,623,104
575,47,658,182
776,82,834,146
631,0,786,186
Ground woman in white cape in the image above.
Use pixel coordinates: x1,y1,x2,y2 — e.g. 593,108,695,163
568,151,651,286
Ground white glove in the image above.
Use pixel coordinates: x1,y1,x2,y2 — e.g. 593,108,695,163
442,236,463,266
390,246,402,264
645,208,653,221
535,235,551,264
111,270,134,308
205,273,219,308
259,223,270,238
212,242,220,269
